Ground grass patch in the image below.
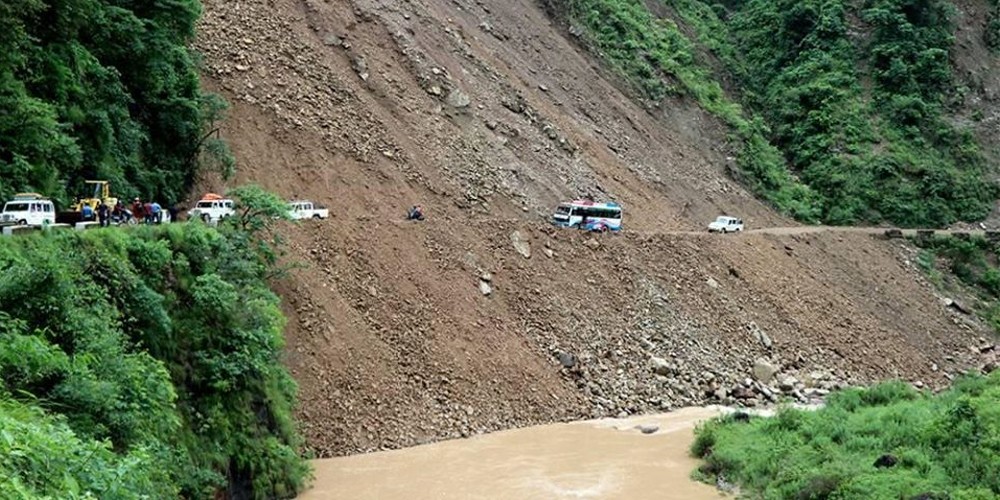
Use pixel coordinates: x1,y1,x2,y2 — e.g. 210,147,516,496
691,375,1000,499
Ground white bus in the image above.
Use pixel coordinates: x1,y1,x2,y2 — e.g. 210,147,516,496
551,200,623,232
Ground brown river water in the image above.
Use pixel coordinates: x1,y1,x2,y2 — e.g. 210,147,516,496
299,407,729,500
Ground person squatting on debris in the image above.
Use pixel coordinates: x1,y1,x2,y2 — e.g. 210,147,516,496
407,205,425,221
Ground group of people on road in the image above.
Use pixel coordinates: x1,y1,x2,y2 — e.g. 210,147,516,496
81,198,178,227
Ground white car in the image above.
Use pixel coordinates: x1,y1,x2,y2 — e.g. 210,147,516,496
1,194,56,226
288,201,329,220
187,197,234,224
708,216,744,233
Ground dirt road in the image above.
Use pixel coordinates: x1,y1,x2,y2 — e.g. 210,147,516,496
660,226,989,237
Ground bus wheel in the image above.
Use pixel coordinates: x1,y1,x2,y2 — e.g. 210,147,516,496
18,219,27,226
202,213,211,223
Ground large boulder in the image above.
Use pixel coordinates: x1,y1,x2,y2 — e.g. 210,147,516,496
752,358,777,384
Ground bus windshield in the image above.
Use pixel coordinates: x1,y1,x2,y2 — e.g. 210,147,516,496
555,205,571,216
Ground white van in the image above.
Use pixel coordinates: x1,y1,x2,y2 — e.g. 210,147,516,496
1,194,56,226
288,201,329,220
187,196,235,224
708,216,744,233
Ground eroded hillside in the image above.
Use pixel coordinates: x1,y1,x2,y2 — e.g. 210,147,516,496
194,0,998,456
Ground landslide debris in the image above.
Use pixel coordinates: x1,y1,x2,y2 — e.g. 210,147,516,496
194,0,996,457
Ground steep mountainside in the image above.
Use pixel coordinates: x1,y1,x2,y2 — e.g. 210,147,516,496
194,0,999,456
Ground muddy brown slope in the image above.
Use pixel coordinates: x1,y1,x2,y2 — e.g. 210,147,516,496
194,0,994,456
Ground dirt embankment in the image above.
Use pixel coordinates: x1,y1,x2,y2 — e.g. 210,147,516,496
194,0,997,457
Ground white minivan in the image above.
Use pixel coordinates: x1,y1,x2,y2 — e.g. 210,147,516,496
1,194,56,226
187,196,235,224
708,216,744,233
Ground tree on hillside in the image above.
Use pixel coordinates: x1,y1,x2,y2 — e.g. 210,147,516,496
0,0,232,207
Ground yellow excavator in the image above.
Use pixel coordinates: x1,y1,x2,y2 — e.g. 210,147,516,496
72,180,118,211
56,180,120,224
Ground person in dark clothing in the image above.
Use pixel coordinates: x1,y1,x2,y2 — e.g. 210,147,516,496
143,202,153,224
168,204,179,223
97,202,110,227
407,205,425,221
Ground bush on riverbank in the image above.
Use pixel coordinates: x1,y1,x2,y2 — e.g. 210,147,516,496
692,373,1000,499
0,220,309,498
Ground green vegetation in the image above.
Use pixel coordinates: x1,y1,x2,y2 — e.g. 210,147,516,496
0,211,308,498
547,0,823,221
0,0,233,207
551,0,997,226
692,374,1000,499
0,0,307,495
914,235,1000,334
987,0,1000,51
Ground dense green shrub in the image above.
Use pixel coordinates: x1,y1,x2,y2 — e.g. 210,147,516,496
692,374,1000,498
0,0,232,207
0,222,309,498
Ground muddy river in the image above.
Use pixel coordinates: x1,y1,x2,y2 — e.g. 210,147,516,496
299,407,728,499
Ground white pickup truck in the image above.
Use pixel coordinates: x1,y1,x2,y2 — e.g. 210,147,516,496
288,201,329,220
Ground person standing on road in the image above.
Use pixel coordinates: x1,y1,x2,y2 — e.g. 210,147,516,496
132,198,144,223
168,203,179,223
151,201,162,224
97,202,110,227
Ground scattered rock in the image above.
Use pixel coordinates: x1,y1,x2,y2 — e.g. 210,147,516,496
650,357,672,376
747,322,772,349
538,84,549,92
873,454,898,468
556,351,577,368
479,280,492,296
706,277,719,289
635,424,659,434
584,238,600,250
752,359,777,384
351,55,369,81
510,231,531,258
941,298,972,314
480,272,493,282
778,376,798,392
731,412,751,423
446,88,471,108
427,85,443,96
